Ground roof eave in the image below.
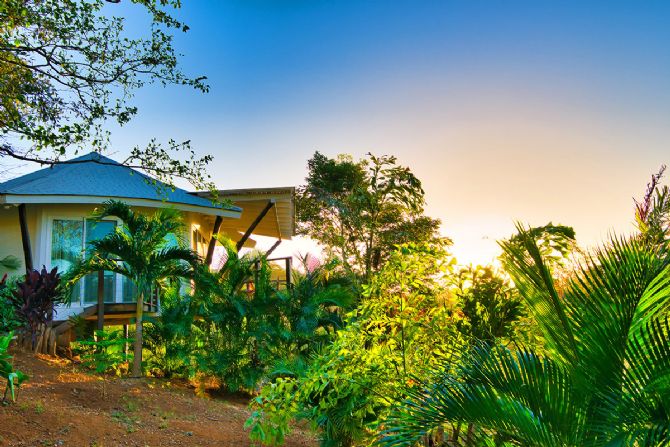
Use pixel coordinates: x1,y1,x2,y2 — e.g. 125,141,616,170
0,194,242,218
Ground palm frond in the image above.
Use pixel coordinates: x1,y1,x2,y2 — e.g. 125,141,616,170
382,346,581,447
499,222,578,364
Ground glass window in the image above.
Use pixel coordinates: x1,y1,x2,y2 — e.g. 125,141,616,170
122,277,138,303
82,219,116,304
51,219,83,302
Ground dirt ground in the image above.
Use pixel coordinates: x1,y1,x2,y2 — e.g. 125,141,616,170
0,351,315,447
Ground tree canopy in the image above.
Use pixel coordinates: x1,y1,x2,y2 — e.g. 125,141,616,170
296,151,443,280
0,0,214,190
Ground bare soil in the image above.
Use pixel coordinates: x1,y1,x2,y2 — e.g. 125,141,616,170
0,351,315,447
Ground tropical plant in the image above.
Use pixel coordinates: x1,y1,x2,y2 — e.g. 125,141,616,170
247,243,466,447
634,165,670,246
0,275,21,334
8,266,64,349
143,285,197,378
67,200,200,377
453,265,526,344
0,332,27,402
380,224,670,447
189,240,355,392
297,152,443,281
75,329,133,397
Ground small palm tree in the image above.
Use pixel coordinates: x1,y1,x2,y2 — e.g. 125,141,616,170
69,201,200,377
380,225,670,446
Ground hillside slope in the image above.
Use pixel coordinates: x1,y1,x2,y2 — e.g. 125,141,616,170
0,352,314,447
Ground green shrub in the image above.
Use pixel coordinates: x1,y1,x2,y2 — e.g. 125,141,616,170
247,243,466,446
0,277,21,335
0,332,27,402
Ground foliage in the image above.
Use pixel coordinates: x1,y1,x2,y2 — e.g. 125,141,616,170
0,275,21,334
8,266,63,348
141,238,355,391
143,286,197,378
380,225,670,447
75,329,133,376
634,165,670,246
190,240,356,392
74,329,133,397
453,265,527,344
0,0,216,192
66,200,200,377
0,256,21,271
500,222,577,269
247,243,466,447
296,152,443,281
0,332,27,402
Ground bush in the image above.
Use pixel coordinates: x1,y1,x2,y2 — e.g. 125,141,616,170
0,276,21,335
9,267,64,348
0,332,28,402
247,243,466,446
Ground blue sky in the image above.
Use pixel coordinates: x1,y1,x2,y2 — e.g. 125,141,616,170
105,0,670,263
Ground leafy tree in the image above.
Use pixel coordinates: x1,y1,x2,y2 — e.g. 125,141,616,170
296,152,442,281
247,243,466,447
0,0,214,191
380,225,670,447
453,265,526,344
67,200,199,377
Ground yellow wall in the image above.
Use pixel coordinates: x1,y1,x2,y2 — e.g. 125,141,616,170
0,205,32,279
0,202,224,282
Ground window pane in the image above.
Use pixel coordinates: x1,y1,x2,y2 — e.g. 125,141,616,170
85,219,116,256
83,220,116,303
51,219,83,302
122,276,138,303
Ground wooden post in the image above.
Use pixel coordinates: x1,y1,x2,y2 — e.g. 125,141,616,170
97,270,104,331
285,257,292,289
236,200,275,252
123,324,129,358
17,204,33,272
204,215,223,266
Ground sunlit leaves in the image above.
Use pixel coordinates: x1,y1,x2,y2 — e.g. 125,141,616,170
381,230,670,447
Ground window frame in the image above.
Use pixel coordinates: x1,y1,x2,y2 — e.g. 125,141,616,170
44,213,124,306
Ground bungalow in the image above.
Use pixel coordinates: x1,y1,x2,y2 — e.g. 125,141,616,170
0,152,295,334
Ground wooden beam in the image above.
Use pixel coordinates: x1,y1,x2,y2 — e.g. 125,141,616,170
266,239,282,257
236,200,275,252
204,215,223,266
17,204,33,272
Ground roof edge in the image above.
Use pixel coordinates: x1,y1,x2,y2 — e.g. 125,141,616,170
0,194,242,218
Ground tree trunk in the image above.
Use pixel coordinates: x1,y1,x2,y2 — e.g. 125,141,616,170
132,290,145,378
